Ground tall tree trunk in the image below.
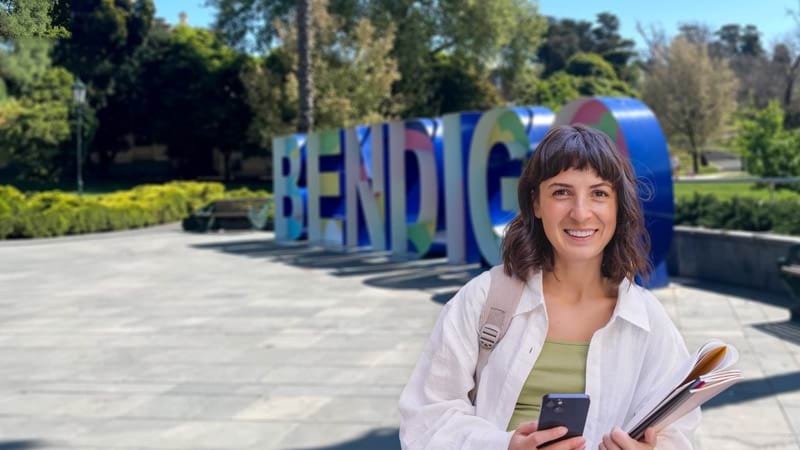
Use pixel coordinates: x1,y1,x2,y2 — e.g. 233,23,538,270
687,128,699,175
783,56,800,109
223,150,231,182
297,0,313,133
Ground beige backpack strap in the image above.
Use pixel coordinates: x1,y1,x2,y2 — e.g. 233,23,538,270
468,264,526,404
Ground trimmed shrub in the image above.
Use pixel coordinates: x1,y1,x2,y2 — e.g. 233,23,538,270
0,182,272,239
674,193,799,236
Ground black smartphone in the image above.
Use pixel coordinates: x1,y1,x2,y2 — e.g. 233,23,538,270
536,393,591,448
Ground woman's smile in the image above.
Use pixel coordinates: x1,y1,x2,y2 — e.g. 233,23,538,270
563,228,599,241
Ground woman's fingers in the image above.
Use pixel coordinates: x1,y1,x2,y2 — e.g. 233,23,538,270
541,435,586,450
515,420,539,435
602,433,622,450
643,428,657,446
609,426,653,450
525,426,568,447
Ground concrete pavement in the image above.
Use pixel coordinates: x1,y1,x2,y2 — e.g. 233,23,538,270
0,225,798,449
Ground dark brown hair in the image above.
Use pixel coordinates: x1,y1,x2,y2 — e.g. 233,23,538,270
501,124,651,283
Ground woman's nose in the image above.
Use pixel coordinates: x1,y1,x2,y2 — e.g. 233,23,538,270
569,198,593,222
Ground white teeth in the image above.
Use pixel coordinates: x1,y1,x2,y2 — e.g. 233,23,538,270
565,229,595,238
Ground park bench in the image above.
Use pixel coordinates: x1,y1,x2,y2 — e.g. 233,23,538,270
182,197,271,232
777,244,800,322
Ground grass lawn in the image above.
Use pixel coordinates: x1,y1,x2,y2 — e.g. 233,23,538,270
672,150,719,176
673,181,800,201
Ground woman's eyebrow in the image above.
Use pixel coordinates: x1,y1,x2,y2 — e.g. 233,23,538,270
547,182,612,189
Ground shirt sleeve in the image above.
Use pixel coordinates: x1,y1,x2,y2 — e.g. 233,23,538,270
633,292,702,450
398,272,514,450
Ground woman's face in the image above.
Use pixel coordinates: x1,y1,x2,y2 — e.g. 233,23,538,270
533,168,618,267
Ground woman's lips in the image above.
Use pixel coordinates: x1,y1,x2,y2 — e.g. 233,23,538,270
563,229,598,241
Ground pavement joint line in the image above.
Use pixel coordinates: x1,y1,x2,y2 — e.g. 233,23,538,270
6,390,404,399
0,413,398,426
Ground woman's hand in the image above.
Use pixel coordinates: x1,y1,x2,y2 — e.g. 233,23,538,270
599,427,656,450
509,421,586,450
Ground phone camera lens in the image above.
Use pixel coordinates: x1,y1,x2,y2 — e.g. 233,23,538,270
554,406,564,414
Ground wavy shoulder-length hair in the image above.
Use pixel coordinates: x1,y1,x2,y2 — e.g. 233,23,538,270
501,124,651,284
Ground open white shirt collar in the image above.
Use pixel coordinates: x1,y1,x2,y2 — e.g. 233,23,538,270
515,270,650,332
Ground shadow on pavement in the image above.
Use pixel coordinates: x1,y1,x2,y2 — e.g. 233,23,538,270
0,441,50,450
193,238,799,313
191,239,483,296
287,428,400,450
752,320,800,346
670,276,796,310
703,371,800,409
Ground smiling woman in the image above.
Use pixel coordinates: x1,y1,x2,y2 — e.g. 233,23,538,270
399,125,701,450
504,124,651,285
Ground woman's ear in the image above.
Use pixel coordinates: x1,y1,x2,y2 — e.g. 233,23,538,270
532,194,541,219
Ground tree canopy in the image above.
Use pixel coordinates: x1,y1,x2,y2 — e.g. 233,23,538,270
642,36,738,174
0,0,69,39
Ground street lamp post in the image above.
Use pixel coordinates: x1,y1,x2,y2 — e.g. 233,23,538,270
72,79,86,196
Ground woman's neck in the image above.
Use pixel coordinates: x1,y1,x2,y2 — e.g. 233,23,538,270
543,259,614,306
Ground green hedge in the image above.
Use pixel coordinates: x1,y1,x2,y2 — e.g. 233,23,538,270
675,193,800,236
0,182,271,239
6,183,795,239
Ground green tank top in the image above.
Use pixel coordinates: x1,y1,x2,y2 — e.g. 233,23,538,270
507,339,590,431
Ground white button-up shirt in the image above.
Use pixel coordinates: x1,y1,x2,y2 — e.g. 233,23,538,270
399,269,700,450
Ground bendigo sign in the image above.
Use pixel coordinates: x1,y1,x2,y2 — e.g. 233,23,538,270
272,97,674,285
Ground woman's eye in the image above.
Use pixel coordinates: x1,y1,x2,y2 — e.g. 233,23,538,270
593,190,610,198
553,189,569,197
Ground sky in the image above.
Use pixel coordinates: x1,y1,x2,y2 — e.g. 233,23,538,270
153,0,799,51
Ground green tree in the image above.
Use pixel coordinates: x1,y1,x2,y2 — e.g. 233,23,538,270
515,70,635,111
381,0,545,113
0,66,75,180
538,13,635,81
710,24,764,58
296,0,312,132
642,36,738,174
736,101,800,178
0,0,69,39
425,54,502,114
564,52,617,79
243,0,399,132
134,24,254,179
209,0,545,116
52,0,156,175
515,71,580,111
491,0,547,103
53,0,155,109
0,37,52,99
240,48,297,152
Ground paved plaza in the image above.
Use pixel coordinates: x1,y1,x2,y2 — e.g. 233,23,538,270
0,225,799,449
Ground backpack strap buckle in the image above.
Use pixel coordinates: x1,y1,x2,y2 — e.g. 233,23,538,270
479,323,501,349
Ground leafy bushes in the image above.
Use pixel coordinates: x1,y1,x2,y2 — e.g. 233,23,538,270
735,101,800,180
565,52,618,80
0,182,271,239
675,193,800,236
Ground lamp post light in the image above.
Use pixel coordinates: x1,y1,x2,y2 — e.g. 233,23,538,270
72,79,86,196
